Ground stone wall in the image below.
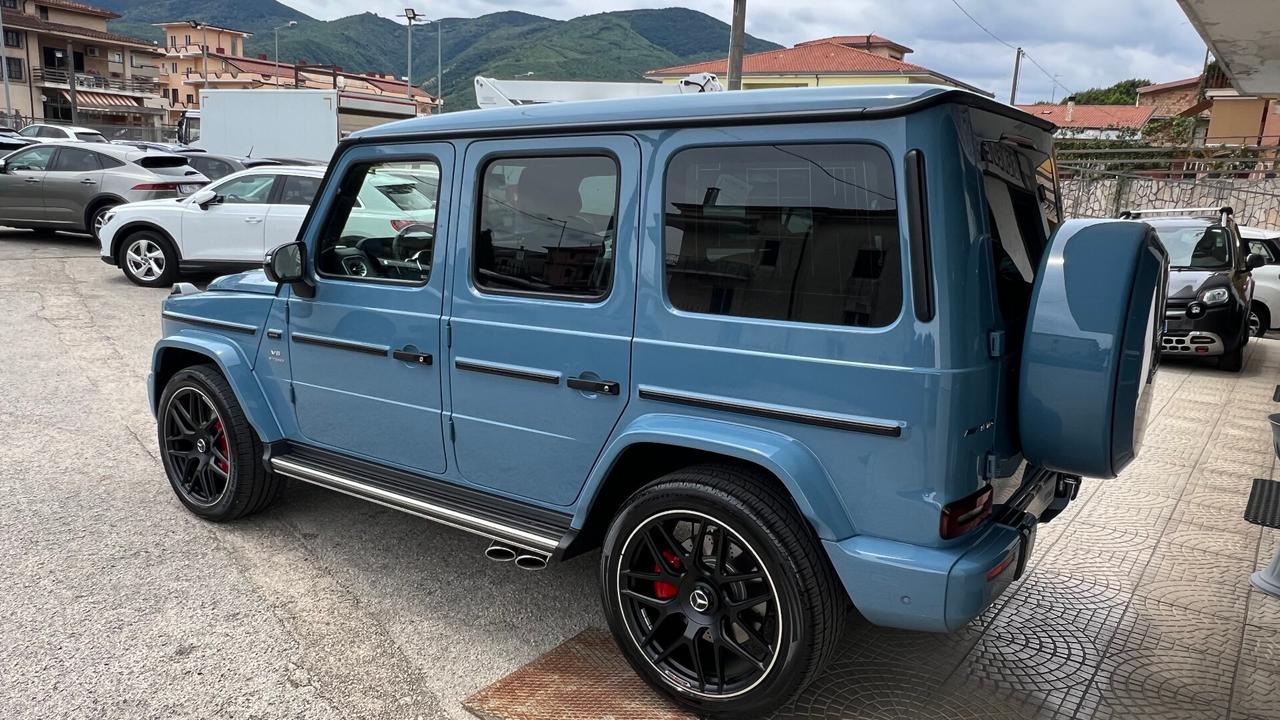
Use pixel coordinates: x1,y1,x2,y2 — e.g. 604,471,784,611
1060,175,1280,229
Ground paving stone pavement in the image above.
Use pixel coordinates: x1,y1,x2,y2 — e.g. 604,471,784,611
3,230,1280,719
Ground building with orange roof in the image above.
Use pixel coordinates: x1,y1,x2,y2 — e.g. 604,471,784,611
1015,102,1157,140
647,35,989,96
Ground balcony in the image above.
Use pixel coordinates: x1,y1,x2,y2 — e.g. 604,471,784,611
32,67,160,97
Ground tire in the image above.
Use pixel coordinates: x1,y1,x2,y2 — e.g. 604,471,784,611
157,365,283,521
1250,303,1269,338
88,202,117,241
118,230,178,287
600,464,846,719
1218,344,1244,372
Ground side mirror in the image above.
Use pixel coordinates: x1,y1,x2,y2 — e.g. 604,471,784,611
189,188,218,208
1247,253,1267,270
264,241,314,298
0,161,8,174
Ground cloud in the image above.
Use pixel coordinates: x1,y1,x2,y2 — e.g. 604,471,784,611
284,0,1207,102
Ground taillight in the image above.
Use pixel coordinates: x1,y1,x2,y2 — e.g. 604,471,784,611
131,182,180,191
390,219,416,232
940,485,993,539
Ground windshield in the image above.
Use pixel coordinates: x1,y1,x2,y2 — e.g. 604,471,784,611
1152,223,1233,270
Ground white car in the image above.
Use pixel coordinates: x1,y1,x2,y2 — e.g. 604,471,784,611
98,165,437,287
18,124,110,144
1242,225,1280,337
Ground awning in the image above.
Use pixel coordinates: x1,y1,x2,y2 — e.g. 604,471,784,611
64,91,141,108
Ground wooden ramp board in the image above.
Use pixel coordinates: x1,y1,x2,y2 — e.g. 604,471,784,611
464,629,692,720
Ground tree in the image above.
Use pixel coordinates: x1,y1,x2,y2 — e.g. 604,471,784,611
1065,78,1153,105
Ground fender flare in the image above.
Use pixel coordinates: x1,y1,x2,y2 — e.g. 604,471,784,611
573,413,854,541
83,193,129,231
111,220,179,262
151,333,284,442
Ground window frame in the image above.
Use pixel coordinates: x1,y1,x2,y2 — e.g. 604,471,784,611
210,172,279,205
5,145,57,171
274,172,324,206
470,149,622,304
313,155,446,288
3,56,23,81
3,28,21,49
49,146,103,172
658,139,905,330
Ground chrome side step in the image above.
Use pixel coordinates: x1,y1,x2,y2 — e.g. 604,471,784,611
271,457,560,556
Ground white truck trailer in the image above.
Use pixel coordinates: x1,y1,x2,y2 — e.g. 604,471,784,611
179,88,418,161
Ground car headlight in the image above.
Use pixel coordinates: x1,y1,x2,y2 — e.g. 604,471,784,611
1200,287,1230,305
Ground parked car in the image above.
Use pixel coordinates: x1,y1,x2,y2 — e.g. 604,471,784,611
18,123,109,143
148,85,1168,718
0,126,39,154
1242,225,1280,336
262,156,326,166
99,165,435,286
176,151,280,181
1123,207,1262,370
0,142,208,239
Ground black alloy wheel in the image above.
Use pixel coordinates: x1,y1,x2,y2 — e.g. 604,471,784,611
617,509,781,698
162,386,232,507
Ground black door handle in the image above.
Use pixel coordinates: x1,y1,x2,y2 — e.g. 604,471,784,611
393,349,433,365
567,377,619,395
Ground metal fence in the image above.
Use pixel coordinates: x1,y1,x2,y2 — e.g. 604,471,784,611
0,112,177,143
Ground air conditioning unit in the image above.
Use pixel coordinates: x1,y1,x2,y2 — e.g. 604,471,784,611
86,46,100,57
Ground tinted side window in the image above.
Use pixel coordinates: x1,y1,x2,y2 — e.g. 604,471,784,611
191,156,232,180
213,174,276,204
316,160,441,284
37,126,64,139
50,147,102,172
6,145,56,170
1250,240,1276,264
664,144,902,328
280,174,322,205
475,155,618,299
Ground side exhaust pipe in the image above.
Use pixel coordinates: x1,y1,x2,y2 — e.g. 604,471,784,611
514,553,548,571
485,541,517,562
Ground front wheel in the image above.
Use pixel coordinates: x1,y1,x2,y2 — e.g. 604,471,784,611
600,465,845,718
119,231,178,287
1250,303,1269,338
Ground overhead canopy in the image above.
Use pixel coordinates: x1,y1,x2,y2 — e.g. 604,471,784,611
61,91,163,115
1178,0,1280,97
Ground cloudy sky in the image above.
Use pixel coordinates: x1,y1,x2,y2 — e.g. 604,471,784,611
287,0,1208,103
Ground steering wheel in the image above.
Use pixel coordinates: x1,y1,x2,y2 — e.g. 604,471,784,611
390,222,435,263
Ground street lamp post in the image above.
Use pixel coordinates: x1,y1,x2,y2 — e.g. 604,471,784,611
0,0,13,123
273,21,297,87
399,8,421,102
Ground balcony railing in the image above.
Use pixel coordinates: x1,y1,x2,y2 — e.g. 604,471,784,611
31,67,160,96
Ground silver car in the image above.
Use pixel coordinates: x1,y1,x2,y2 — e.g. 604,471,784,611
0,142,209,239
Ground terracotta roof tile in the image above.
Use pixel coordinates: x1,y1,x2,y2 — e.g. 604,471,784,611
1015,104,1157,130
4,11,150,46
34,0,118,19
795,35,912,53
649,41,929,76
1137,76,1201,94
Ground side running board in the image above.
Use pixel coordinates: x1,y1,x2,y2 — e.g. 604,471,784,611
267,443,570,557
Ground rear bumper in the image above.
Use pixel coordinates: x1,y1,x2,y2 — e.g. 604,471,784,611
825,468,1058,632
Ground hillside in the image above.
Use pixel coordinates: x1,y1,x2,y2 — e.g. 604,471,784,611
100,1,781,109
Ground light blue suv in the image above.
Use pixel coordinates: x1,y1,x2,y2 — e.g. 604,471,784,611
150,85,1168,718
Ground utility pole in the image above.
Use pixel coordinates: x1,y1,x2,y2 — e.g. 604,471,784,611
1009,46,1024,105
0,0,13,123
436,18,442,113
726,0,746,90
273,21,297,86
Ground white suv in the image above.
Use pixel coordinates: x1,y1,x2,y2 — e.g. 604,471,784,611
99,165,438,287
1243,225,1280,337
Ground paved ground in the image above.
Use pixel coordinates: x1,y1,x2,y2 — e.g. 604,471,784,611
1,227,1278,720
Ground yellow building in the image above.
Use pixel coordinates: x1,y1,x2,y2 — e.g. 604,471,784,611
647,35,989,96
1,0,165,137
152,20,438,126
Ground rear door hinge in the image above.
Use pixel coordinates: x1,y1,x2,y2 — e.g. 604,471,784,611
984,452,1000,479
988,330,1006,358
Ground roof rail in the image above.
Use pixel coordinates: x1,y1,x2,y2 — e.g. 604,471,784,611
1121,207,1233,217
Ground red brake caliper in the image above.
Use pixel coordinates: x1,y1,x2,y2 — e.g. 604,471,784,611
212,420,230,473
653,550,682,599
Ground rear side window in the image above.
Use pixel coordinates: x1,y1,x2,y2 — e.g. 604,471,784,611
189,156,232,180
475,155,619,300
279,174,322,205
664,143,902,328
50,147,102,172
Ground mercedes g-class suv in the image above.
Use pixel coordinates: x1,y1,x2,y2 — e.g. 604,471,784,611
149,85,1167,718
1122,207,1262,371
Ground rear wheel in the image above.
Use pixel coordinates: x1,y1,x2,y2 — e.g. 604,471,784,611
600,464,845,718
119,230,178,287
158,365,282,521
89,203,117,240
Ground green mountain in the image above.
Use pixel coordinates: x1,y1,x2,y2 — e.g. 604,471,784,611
98,1,781,109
